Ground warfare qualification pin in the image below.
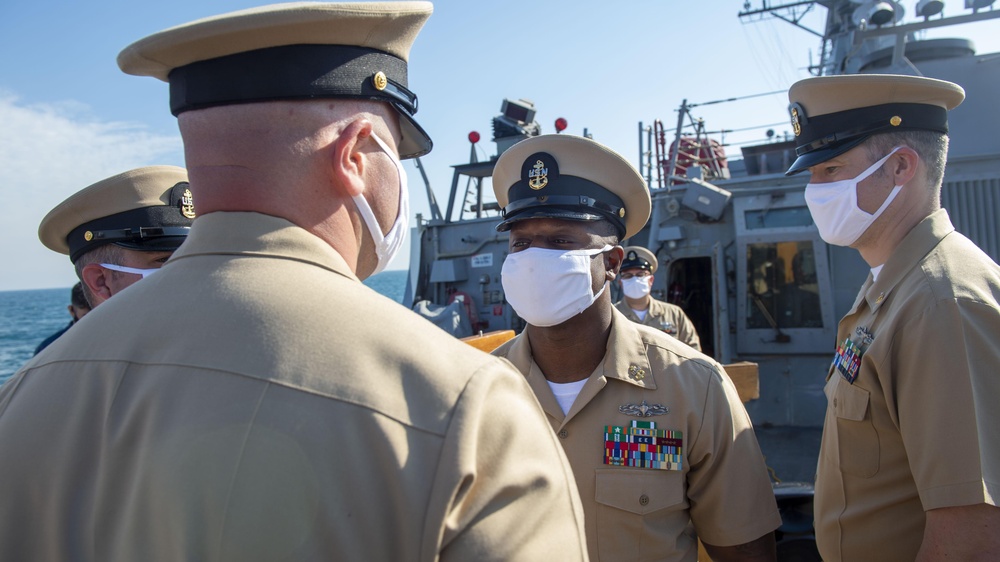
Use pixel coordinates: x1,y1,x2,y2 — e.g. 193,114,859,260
619,400,669,417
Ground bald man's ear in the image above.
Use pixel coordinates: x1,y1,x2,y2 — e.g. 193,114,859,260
330,118,375,198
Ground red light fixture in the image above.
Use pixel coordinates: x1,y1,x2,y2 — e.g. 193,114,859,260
468,131,481,144
554,118,568,133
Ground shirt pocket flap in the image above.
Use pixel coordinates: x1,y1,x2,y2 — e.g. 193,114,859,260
835,382,870,421
595,469,683,516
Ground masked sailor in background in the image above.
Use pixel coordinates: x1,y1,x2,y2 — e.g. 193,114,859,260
615,245,701,351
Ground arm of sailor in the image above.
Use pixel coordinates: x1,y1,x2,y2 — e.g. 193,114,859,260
703,532,777,562
915,503,1000,562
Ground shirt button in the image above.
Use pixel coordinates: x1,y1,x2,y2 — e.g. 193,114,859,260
558,430,569,439
639,494,650,506
833,398,838,407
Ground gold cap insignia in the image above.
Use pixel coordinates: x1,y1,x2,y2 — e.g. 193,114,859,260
373,71,388,91
619,208,625,218
788,102,808,138
527,159,548,190
181,188,196,219
890,116,902,127
84,231,94,242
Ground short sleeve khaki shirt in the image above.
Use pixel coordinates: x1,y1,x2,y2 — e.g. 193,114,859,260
0,212,588,562
494,309,780,562
615,297,701,351
815,209,1000,561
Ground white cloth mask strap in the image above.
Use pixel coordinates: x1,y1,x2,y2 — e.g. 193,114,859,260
99,263,159,279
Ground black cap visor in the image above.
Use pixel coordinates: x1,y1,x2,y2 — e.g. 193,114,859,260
786,134,869,175
495,206,608,232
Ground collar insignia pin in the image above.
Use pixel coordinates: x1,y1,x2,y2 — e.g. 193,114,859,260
628,365,646,381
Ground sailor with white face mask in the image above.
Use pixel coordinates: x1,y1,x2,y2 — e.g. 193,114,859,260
37,165,195,309
613,245,701,351
491,133,781,562
786,74,1000,562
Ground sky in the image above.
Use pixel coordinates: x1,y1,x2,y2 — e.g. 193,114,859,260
2,0,998,291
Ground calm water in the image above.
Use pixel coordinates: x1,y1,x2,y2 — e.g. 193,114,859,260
0,270,408,385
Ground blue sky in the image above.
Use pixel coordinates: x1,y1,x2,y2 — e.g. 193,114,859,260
2,0,998,291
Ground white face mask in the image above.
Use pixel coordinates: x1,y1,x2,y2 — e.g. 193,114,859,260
501,245,611,327
622,276,652,299
805,147,903,247
100,263,159,279
353,132,409,277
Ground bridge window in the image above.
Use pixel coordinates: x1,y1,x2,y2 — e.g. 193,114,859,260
746,241,822,330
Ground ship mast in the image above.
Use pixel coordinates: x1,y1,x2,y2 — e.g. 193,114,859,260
738,0,1000,76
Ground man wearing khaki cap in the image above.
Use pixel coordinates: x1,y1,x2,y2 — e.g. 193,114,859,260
491,134,780,562
786,74,1000,561
0,4,587,561
614,245,701,351
37,165,194,309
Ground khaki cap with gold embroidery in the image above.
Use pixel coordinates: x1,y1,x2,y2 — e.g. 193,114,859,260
38,166,194,263
492,135,651,240
785,74,965,175
117,2,433,159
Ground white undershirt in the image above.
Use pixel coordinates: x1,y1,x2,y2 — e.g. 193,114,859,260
871,264,885,282
547,379,588,415
631,307,649,321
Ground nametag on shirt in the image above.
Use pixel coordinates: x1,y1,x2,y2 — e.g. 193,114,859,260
604,421,682,470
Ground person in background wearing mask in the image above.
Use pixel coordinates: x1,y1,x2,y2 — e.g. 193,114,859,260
32,282,91,356
491,134,780,562
787,74,1000,561
37,165,194,309
615,245,701,351
0,4,588,561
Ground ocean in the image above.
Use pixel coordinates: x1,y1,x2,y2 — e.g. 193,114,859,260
0,269,408,385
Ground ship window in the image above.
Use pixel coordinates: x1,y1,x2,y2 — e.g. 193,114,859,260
746,241,822,329
744,207,814,230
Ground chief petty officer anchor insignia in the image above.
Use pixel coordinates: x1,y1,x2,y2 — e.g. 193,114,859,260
832,325,875,384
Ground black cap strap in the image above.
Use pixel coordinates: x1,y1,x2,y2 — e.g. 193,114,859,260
168,44,416,116
795,103,948,157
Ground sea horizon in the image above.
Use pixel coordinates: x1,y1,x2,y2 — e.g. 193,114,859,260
0,269,408,385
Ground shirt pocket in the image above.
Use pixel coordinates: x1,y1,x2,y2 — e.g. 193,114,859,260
594,469,687,561
831,379,879,478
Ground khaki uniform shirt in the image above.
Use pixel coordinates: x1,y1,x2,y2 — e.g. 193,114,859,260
0,212,588,562
815,209,1000,561
494,309,780,562
615,298,701,351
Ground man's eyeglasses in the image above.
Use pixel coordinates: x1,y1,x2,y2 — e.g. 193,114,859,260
620,271,651,280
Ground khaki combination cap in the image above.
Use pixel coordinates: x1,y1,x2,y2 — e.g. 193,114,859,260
620,246,657,274
493,134,651,240
118,2,434,159
38,166,195,263
785,74,965,175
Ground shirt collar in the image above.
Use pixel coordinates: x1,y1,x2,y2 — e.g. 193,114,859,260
504,308,656,390
865,208,955,312
171,211,358,282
